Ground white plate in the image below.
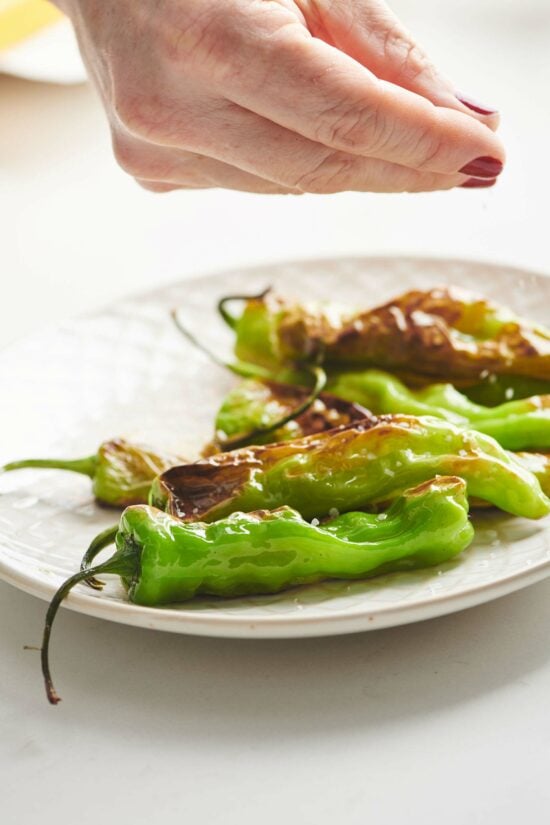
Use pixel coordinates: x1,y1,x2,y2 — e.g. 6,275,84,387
1,256,549,638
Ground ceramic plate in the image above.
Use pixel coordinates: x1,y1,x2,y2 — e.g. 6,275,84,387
1,256,549,638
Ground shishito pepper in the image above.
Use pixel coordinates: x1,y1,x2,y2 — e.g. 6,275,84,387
2,439,184,507
150,416,550,522
516,452,550,497
214,373,550,452
210,378,371,452
41,476,473,704
326,370,550,451
225,286,550,389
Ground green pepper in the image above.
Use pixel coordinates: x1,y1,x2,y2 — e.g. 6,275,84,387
211,378,371,451
516,452,550,497
226,286,550,386
325,369,550,451
40,476,473,704
150,416,550,521
2,439,184,507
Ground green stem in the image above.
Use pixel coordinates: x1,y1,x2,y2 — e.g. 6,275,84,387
217,287,271,329
218,365,328,451
2,455,98,479
80,524,119,589
39,547,137,705
170,309,273,381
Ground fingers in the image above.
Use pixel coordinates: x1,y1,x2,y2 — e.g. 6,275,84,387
112,129,301,193
208,27,505,177
111,108,469,195
296,0,499,129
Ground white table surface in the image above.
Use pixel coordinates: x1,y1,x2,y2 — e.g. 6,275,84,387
1,2,550,822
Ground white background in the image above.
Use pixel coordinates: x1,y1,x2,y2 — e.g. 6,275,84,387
1,1,550,822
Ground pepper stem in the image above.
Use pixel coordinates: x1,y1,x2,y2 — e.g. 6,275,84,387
218,365,328,451
80,524,119,589
2,455,98,479
170,308,273,381
217,287,271,329
39,545,137,705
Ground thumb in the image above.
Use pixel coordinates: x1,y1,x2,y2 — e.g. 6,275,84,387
298,0,500,130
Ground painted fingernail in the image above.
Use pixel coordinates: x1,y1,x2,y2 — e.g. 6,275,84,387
459,156,503,178
460,177,497,189
456,94,498,116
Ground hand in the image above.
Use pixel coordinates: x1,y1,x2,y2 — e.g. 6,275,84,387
57,0,505,194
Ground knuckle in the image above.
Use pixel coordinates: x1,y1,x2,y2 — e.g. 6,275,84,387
380,24,436,85
113,90,200,148
111,133,147,177
293,152,356,194
166,2,267,87
400,44,437,86
112,91,162,141
111,132,178,181
314,97,381,153
415,129,445,171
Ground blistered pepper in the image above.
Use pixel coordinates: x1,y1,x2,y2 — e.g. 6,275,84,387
2,439,184,507
214,373,550,452
150,416,550,521
41,476,473,703
326,369,550,451
210,378,371,451
224,286,550,389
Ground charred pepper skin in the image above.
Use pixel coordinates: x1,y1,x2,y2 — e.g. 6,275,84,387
2,439,184,507
150,416,550,522
214,373,550,452
211,378,372,452
326,370,550,451
231,286,550,388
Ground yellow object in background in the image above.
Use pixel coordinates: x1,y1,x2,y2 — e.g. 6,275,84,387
0,0,62,51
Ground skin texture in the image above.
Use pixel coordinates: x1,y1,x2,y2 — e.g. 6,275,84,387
54,0,504,194
150,416,550,521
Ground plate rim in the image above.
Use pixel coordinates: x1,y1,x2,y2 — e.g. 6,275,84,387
1,253,549,638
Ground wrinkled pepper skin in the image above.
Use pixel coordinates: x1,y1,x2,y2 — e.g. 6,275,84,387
211,378,372,451
40,476,474,703
2,439,184,507
232,286,550,385
326,370,550,451
116,477,473,604
150,416,550,522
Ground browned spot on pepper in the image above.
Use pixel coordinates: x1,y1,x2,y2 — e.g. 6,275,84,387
254,285,550,381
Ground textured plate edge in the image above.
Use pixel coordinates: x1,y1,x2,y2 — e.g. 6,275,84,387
1,553,549,638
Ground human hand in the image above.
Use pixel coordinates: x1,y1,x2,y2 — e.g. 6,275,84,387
56,0,505,194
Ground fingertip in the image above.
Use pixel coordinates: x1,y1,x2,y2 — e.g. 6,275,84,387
459,177,498,189
455,93,501,131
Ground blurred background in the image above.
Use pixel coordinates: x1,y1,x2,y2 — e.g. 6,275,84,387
1,0,549,347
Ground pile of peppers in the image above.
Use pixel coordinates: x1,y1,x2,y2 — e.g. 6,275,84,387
5,283,550,704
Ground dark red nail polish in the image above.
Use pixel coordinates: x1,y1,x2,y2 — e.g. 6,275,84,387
460,177,497,189
459,156,503,178
456,94,498,116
